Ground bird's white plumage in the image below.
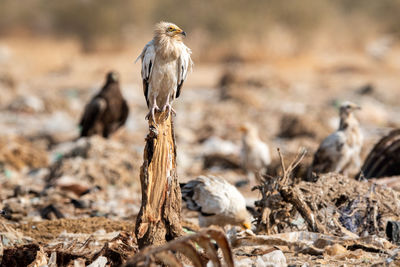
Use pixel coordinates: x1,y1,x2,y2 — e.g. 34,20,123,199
177,42,192,91
240,124,271,176
181,175,251,228
317,131,350,172
138,40,155,82
136,22,193,120
310,102,363,177
193,176,245,215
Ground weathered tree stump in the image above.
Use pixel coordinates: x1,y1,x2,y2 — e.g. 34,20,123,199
135,111,183,248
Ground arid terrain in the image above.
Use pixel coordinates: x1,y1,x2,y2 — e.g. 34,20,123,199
0,35,400,266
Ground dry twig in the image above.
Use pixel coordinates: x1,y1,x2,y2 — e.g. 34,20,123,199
124,228,234,267
254,148,327,233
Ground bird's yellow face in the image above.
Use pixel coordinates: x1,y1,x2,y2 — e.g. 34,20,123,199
166,25,186,38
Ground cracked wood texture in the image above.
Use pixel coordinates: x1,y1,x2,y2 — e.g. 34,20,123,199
135,111,183,248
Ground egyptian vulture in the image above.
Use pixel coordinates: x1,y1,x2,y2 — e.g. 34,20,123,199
240,124,271,179
79,71,129,138
136,21,193,121
181,175,252,229
308,101,363,180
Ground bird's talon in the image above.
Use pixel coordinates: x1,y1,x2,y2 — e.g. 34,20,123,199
145,105,160,124
161,104,175,120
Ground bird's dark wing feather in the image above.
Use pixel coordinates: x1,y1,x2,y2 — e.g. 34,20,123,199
137,41,155,107
176,64,184,99
310,148,331,173
360,129,400,179
120,100,129,125
180,181,216,216
119,99,130,126
79,98,106,137
176,45,192,99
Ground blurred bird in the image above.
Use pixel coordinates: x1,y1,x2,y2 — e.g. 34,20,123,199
79,71,129,138
359,129,400,179
308,102,363,180
181,175,252,229
366,35,394,61
136,21,193,121
240,123,271,181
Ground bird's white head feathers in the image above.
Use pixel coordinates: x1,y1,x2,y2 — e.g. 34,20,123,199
339,101,361,118
154,21,186,41
150,21,188,60
340,101,361,113
239,123,260,140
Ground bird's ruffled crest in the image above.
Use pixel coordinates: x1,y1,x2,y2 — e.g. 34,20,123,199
154,21,179,36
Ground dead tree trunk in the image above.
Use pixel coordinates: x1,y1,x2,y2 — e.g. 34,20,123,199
135,111,183,249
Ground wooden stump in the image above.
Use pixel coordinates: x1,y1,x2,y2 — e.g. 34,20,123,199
135,111,183,248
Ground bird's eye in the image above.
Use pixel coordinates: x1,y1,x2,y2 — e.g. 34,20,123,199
168,27,174,32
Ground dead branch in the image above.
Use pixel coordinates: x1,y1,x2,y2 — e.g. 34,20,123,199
280,186,326,233
135,111,183,248
279,148,326,233
278,147,307,186
254,148,328,233
124,228,234,267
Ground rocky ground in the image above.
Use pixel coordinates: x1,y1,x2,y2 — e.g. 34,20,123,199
0,37,400,266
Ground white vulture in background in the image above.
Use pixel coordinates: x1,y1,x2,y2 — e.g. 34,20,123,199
136,21,193,121
181,175,252,229
308,101,363,180
240,124,271,180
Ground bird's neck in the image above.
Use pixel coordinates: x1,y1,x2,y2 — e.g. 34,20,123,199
101,82,120,95
243,131,260,146
339,113,359,131
154,35,181,60
339,113,363,147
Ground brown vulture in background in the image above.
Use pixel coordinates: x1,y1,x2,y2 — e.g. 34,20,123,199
359,129,400,179
79,71,129,138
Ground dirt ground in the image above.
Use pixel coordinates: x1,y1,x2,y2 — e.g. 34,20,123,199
0,36,400,266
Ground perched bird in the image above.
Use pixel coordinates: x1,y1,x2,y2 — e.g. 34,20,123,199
181,175,252,229
359,129,400,179
79,71,129,138
136,21,193,121
308,102,363,180
240,124,271,180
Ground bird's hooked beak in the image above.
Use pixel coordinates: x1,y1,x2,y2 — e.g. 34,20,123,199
242,222,252,230
176,28,186,37
239,125,248,133
348,103,362,111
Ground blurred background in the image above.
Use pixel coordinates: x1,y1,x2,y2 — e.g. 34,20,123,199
1,0,400,56
0,0,400,239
